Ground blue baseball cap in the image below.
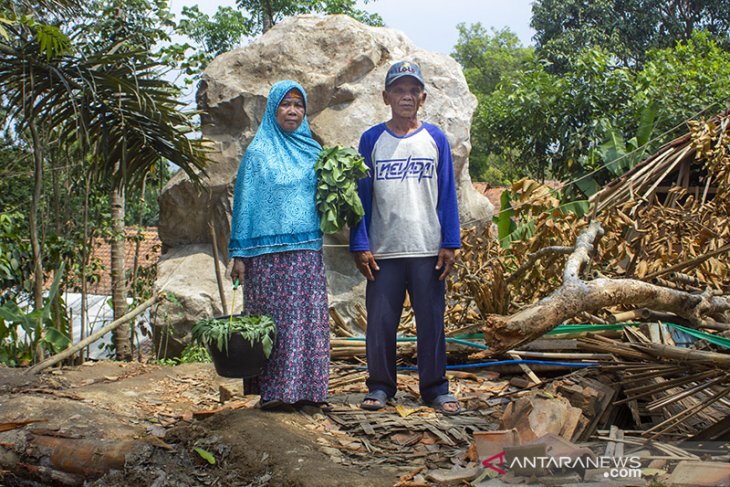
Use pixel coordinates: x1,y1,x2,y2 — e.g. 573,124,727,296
384,61,425,89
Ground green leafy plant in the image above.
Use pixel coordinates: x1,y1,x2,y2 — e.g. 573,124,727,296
154,344,211,365
191,314,276,358
314,146,369,234
0,262,71,366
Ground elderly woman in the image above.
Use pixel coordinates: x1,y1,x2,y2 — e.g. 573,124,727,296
229,80,329,410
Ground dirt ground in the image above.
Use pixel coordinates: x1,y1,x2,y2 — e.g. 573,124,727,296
0,361,404,486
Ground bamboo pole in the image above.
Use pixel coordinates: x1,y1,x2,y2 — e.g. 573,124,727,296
609,308,650,323
635,343,730,367
209,222,227,314
668,272,703,288
641,146,692,204
644,243,730,279
26,294,162,375
644,387,730,438
508,350,613,360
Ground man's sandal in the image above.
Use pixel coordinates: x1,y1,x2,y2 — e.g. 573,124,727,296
360,390,391,411
429,394,463,415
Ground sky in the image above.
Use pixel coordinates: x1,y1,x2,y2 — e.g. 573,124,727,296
170,0,537,54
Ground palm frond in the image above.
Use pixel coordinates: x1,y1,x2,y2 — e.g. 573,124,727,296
1,33,210,189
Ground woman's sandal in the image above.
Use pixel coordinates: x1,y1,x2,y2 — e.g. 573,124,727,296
428,394,463,415
259,399,295,412
295,400,333,413
360,390,391,411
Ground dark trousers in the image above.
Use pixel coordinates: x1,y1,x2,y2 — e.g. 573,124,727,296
365,256,449,402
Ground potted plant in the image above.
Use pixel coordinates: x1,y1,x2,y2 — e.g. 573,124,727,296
191,313,276,378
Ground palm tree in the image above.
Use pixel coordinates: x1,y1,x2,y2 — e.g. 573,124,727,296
0,0,209,360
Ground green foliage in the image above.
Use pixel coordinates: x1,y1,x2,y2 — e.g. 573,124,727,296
474,32,730,196
168,0,383,80
531,0,730,72
79,0,175,56
167,5,253,80
178,344,211,363
125,163,172,226
191,314,276,358
477,165,510,186
494,190,516,247
154,343,211,365
451,25,534,183
457,1,730,193
32,22,72,59
637,31,730,129
0,212,33,300
314,146,369,234
0,262,70,366
601,104,656,174
0,16,12,41
452,24,534,96
235,0,383,34
0,0,209,363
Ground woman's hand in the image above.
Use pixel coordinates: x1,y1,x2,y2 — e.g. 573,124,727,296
230,258,245,285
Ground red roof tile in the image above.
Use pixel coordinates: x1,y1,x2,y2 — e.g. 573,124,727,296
81,227,161,296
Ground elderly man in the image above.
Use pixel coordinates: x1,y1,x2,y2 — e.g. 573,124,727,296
350,61,462,414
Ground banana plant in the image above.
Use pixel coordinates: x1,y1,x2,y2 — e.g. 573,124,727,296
0,262,70,365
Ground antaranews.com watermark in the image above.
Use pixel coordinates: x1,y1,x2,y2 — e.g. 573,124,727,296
482,451,643,479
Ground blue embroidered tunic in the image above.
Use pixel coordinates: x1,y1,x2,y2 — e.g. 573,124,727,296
229,80,323,258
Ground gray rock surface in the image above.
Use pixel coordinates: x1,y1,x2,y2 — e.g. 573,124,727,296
156,14,493,350
154,244,242,358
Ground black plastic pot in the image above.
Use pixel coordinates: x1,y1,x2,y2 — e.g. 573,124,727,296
207,316,274,378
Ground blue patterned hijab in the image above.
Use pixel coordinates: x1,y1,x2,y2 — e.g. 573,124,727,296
229,80,323,258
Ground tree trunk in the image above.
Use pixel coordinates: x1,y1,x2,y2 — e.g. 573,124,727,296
110,186,132,360
6,432,139,484
478,222,730,356
28,120,44,312
262,0,274,32
79,174,92,363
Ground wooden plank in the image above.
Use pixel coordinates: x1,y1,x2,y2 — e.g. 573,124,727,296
628,400,642,428
425,424,455,446
359,420,376,436
448,427,467,442
615,429,624,458
508,352,542,385
521,339,579,351
605,425,618,457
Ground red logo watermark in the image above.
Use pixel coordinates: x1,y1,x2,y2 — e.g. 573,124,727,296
481,451,507,475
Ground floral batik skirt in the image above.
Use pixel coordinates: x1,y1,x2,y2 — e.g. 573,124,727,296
242,249,329,403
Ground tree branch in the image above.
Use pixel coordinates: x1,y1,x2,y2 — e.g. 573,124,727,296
506,245,574,284
479,222,729,357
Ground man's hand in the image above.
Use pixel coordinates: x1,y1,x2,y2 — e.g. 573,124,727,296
435,248,456,280
230,258,245,285
352,251,379,281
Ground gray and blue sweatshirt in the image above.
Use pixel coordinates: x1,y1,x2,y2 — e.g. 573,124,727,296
349,122,461,259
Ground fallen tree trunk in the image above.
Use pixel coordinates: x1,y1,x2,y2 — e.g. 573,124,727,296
26,293,162,375
478,222,730,357
4,433,141,486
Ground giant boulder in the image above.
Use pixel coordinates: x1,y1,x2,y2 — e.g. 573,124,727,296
155,14,493,356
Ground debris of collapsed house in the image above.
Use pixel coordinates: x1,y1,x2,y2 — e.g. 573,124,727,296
320,110,730,484
3,112,728,486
